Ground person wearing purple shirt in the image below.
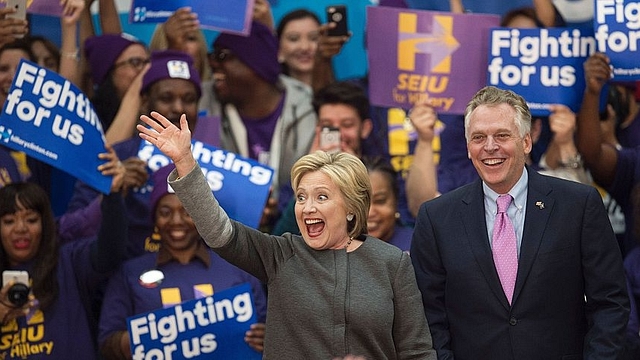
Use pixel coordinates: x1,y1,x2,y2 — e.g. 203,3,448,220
99,164,268,359
0,151,126,359
61,50,202,258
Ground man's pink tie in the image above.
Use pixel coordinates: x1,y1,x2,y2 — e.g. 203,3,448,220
492,194,518,305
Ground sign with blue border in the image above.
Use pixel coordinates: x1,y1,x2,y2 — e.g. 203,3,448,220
128,283,261,360
487,27,596,116
139,139,273,229
0,59,111,193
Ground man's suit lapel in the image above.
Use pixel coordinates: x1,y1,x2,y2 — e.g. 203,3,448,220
461,180,511,311
512,168,554,305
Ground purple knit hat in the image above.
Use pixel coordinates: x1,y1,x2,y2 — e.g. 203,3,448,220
149,164,176,218
140,50,202,97
84,33,144,85
213,21,280,84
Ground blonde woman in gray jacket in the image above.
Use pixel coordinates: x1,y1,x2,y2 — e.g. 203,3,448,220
137,111,436,360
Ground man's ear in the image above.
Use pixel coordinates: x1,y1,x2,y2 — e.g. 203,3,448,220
360,118,373,139
531,118,542,144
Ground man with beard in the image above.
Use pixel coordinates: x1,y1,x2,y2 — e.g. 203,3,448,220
61,50,202,258
199,21,317,231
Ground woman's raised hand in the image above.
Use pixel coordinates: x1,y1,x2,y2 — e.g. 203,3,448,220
137,112,196,177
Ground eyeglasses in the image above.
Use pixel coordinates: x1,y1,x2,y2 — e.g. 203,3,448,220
113,57,150,70
209,49,235,63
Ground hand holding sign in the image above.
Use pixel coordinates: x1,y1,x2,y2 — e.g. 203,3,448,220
244,322,265,352
97,143,126,193
583,52,612,96
162,7,200,51
548,104,577,146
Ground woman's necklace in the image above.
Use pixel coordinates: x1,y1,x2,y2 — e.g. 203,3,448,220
345,237,353,250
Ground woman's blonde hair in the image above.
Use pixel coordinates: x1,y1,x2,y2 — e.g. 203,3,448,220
291,151,371,239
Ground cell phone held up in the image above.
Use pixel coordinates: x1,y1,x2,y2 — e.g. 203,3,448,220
320,126,341,154
5,0,27,21
5,0,27,38
2,270,30,307
326,5,348,37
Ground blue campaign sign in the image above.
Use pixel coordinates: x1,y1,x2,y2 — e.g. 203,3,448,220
487,27,596,116
130,0,255,35
128,283,261,360
594,0,640,80
138,139,273,229
0,59,111,194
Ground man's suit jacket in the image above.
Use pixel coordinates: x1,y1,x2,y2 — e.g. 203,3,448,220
411,167,629,360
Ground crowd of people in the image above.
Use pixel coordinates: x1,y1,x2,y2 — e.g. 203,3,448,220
0,0,639,358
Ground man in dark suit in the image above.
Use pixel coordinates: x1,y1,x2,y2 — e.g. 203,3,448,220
411,86,629,360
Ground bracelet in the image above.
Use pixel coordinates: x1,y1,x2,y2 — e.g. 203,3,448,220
60,50,79,60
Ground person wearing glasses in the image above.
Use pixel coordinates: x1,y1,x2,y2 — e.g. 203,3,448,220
84,33,150,132
62,50,202,260
199,21,317,232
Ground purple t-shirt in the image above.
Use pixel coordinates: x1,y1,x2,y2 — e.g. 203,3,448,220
0,239,103,359
98,249,268,347
242,96,285,164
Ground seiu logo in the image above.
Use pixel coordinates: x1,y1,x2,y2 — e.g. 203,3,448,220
397,13,460,74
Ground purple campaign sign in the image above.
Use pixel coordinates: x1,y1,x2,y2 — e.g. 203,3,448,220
367,6,499,115
594,0,640,81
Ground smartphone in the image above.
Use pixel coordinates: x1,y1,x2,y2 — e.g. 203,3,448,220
326,5,348,37
2,270,29,287
5,0,27,38
6,0,27,20
320,126,341,153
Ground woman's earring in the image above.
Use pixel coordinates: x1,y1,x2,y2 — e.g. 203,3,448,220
346,213,354,222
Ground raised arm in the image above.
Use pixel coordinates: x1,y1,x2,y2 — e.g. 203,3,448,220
59,0,85,86
137,112,233,248
312,23,349,93
405,100,439,217
576,53,619,187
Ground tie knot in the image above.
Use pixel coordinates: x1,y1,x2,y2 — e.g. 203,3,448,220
497,194,512,213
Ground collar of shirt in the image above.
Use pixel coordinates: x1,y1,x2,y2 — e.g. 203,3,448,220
483,167,529,253
156,240,211,267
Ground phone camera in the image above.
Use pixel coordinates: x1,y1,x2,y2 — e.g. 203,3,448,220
331,12,343,22
8,283,29,307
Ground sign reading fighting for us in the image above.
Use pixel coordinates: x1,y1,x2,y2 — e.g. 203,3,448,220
487,27,596,116
128,283,261,360
594,0,640,80
129,0,255,35
0,59,111,194
366,6,500,114
138,140,273,229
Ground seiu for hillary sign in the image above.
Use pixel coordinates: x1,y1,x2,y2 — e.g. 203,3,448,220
0,59,111,194
367,6,500,114
139,140,273,229
129,0,255,35
487,28,596,116
594,0,640,80
128,283,261,360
